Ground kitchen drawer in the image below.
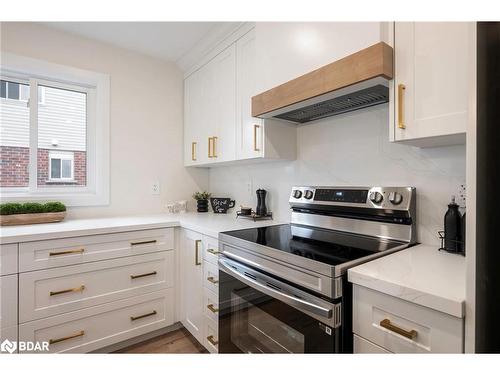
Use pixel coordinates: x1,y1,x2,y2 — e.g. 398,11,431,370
0,326,18,352
0,243,18,276
19,289,174,353
353,285,464,353
0,274,18,329
204,288,219,323
203,260,219,294
19,228,174,272
19,251,173,322
203,235,220,265
354,334,391,354
204,315,218,354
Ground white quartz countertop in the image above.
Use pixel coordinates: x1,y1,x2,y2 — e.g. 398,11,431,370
0,212,282,244
348,244,466,318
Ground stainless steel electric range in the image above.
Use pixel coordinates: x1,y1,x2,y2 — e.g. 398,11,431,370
218,186,416,354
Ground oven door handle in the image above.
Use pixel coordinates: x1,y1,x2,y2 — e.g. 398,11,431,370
219,257,333,319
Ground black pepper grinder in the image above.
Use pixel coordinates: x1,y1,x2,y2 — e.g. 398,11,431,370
255,189,267,217
444,195,462,252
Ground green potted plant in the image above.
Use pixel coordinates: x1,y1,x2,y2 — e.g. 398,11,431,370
0,201,67,226
192,192,211,213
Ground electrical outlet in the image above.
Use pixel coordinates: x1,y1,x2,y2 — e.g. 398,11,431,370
246,180,253,195
151,182,160,195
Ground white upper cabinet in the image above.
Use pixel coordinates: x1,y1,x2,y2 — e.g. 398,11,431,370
236,29,263,160
391,22,472,147
183,25,296,167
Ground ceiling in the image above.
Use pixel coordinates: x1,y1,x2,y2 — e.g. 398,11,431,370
42,22,224,65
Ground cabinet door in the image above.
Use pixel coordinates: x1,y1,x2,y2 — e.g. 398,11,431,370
236,29,263,160
184,69,210,166
179,229,204,343
394,22,471,146
211,44,237,163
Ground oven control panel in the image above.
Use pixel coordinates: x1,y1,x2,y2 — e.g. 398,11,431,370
289,186,415,210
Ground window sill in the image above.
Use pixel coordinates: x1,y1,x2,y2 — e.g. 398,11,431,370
44,180,79,185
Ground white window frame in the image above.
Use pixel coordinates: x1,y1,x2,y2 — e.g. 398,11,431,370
0,78,44,104
48,151,75,182
0,53,110,206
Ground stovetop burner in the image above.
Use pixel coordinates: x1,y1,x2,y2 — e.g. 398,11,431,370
221,224,405,267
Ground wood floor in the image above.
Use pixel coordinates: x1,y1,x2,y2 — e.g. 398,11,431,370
115,327,208,354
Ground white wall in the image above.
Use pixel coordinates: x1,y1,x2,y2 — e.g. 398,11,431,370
209,105,466,247
0,22,208,218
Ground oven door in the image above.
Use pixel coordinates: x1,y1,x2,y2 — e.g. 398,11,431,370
218,256,341,353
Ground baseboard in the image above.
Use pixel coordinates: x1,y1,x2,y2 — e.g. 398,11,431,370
91,321,183,353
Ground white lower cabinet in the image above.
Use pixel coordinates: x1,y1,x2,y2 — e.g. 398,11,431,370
179,229,204,343
19,251,174,322
352,285,464,353
19,289,174,353
1,274,18,352
179,229,219,353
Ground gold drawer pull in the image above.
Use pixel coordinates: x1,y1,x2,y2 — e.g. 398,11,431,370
195,239,202,266
207,304,219,313
207,248,220,255
130,271,157,280
131,310,157,321
49,248,84,256
212,136,218,158
207,335,218,346
130,240,157,246
49,330,85,345
253,124,260,152
398,83,406,129
191,141,197,161
208,137,213,158
207,276,218,284
380,318,417,340
50,285,85,296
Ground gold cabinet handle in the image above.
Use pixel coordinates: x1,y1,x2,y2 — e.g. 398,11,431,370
212,136,218,158
207,335,218,346
207,304,219,313
191,141,197,161
130,310,157,321
50,285,85,296
49,248,84,257
208,137,213,158
207,276,218,284
398,83,406,129
130,271,157,280
207,248,220,255
130,240,157,246
380,318,417,340
195,239,202,266
49,330,85,345
253,124,260,151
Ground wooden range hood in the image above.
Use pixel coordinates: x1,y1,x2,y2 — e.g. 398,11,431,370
251,42,394,123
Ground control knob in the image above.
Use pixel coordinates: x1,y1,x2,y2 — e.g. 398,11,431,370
304,190,314,200
369,191,384,204
389,191,403,205
293,190,303,199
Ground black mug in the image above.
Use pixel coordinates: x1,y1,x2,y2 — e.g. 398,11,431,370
210,198,236,214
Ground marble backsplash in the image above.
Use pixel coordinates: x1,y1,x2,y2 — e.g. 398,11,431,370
208,105,466,246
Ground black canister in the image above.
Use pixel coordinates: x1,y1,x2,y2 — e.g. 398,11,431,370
461,212,466,254
255,189,267,216
444,196,462,252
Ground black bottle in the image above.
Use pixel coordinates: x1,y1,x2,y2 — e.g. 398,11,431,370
444,196,462,252
255,189,267,217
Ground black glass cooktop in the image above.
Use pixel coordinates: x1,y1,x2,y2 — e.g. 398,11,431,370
221,224,405,267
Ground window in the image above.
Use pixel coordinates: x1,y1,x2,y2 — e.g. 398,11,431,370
49,152,74,181
0,53,110,206
0,79,44,103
